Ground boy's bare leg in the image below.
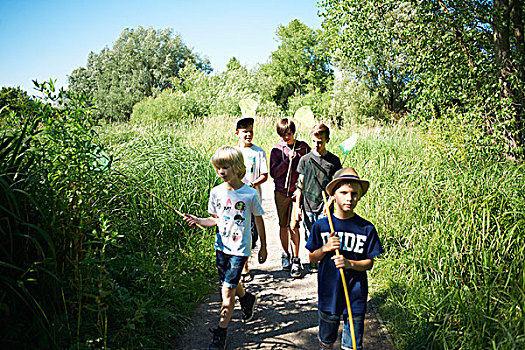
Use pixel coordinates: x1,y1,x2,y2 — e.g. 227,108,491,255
243,259,249,274
279,226,290,254
218,284,240,328
218,283,246,328
235,282,246,298
289,226,300,257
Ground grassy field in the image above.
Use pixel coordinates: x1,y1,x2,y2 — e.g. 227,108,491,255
96,115,524,349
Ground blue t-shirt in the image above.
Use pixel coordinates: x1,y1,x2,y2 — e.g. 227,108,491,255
305,214,383,315
208,183,264,257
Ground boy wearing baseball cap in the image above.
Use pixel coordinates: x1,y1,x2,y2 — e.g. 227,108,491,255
235,116,268,281
305,168,383,350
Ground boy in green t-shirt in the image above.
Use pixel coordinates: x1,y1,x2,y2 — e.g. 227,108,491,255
294,124,341,264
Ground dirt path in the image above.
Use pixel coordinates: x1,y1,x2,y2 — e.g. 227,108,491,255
175,181,394,349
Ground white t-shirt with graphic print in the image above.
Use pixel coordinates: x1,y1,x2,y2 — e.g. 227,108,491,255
208,183,264,257
238,145,268,200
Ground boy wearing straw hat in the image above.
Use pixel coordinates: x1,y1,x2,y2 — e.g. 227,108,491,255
306,168,383,350
270,118,310,278
184,146,268,350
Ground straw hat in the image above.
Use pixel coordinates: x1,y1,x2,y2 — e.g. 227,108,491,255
326,167,370,197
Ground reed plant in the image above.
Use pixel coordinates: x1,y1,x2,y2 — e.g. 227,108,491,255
170,116,524,348
92,121,222,347
5,97,522,348
330,124,524,349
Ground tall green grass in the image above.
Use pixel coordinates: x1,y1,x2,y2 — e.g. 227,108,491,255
93,121,221,347
11,109,517,348
1,100,223,348
111,117,525,349
336,126,525,349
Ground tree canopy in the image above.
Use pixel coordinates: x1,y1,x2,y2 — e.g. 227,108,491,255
260,19,333,109
68,26,212,121
0,86,40,123
320,0,524,157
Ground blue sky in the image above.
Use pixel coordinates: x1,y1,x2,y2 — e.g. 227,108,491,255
0,0,322,95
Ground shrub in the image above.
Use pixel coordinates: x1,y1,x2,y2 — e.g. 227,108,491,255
131,65,262,123
0,81,110,348
131,89,203,123
257,99,284,119
331,72,389,125
1,82,218,349
287,87,333,121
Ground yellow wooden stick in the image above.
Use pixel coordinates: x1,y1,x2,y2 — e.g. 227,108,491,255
321,190,357,350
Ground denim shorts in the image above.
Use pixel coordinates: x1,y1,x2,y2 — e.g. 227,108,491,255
318,310,365,350
303,210,323,240
216,250,248,289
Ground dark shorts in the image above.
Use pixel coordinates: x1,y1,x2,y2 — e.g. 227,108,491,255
274,190,294,228
303,210,322,241
216,250,249,289
318,310,365,349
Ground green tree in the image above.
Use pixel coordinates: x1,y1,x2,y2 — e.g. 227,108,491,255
226,56,245,72
260,19,333,110
320,1,411,115
319,0,525,157
0,86,40,123
68,26,212,121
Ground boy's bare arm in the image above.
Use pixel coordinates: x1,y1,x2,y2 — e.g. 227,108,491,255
290,174,304,229
254,215,267,263
332,256,374,271
294,173,304,203
183,214,218,227
252,173,268,187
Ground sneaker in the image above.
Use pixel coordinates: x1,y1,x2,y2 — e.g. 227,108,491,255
309,262,318,272
208,327,226,350
290,257,301,278
281,252,291,271
319,341,334,349
239,292,257,322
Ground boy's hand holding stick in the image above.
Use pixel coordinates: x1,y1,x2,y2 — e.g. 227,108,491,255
321,190,358,350
258,245,268,264
181,214,208,231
